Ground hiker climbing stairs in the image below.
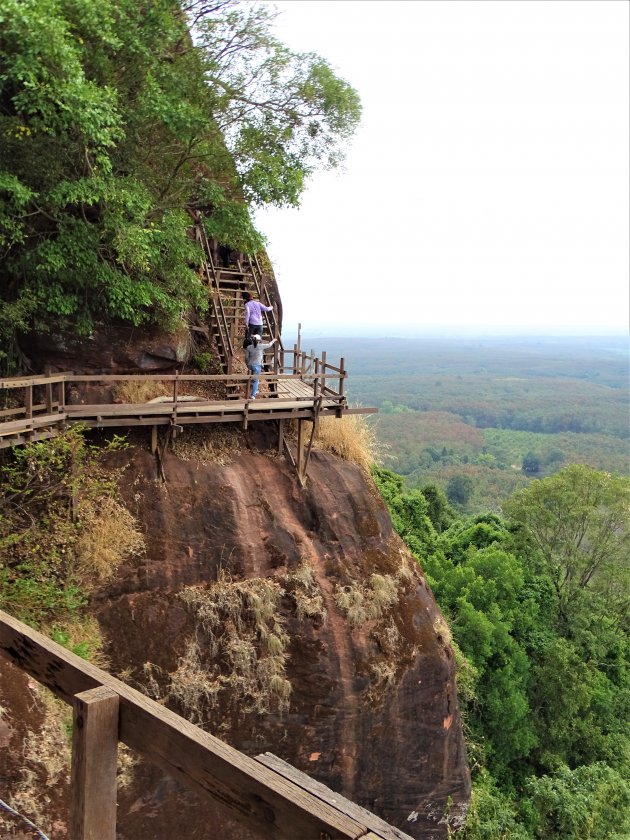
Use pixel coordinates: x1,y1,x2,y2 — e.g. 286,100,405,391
193,216,282,399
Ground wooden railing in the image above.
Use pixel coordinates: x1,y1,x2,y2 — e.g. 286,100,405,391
0,352,369,451
195,222,236,368
0,609,412,840
193,219,284,372
242,251,283,351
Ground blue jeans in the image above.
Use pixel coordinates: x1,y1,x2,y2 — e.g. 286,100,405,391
248,364,262,398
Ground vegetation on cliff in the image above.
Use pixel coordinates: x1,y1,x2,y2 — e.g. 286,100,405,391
0,426,144,655
374,463,630,839
0,0,360,370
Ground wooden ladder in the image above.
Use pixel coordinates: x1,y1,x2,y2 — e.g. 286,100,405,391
194,218,283,400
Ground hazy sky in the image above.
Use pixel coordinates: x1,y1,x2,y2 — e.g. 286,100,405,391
254,0,629,337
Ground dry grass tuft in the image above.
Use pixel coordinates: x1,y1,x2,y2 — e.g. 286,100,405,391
282,561,327,623
335,572,399,627
117,744,138,790
46,615,110,668
314,413,384,472
171,425,242,465
113,380,171,404
168,636,222,725
434,615,453,646
335,583,367,626
74,495,145,582
11,685,71,832
172,572,292,718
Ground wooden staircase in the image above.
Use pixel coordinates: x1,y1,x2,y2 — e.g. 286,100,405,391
194,219,282,398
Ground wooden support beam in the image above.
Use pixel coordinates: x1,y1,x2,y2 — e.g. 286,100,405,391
71,686,119,840
150,425,158,456
0,610,373,840
24,384,32,421
296,418,305,486
44,366,53,414
278,419,284,454
256,754,414,840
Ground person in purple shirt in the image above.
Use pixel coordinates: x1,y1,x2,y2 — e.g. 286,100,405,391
243,291,272,338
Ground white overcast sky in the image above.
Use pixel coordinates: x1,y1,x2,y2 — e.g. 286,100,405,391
254,0,629,337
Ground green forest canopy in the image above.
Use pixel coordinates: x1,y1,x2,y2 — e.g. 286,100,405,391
0,0,360,368
373,463,630,839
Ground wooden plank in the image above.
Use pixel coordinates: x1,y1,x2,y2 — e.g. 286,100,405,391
0,611,368,840
0,374,69,388
0,413,67,435
71,686,119,840
0,431,59,450
339,407,378,415
256,754,415,840
296,418,304,483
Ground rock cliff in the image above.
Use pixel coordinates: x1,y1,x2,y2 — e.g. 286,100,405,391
93,425,470,838
0,423,471,838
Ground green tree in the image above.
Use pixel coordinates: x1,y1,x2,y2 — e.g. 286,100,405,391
503,465,630,623
0,0,360,367
419,483,455,533
193,1,361,206
522,763,630,840
522,450,540,474
446,474,474,506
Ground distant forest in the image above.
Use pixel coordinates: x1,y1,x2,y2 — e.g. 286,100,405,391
305,335,629,511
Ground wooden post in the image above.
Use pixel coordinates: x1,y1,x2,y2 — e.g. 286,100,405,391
150,426,158,456
172,369,179,406
71,686,119,840
339,357,346,400
293,344,298,376
24,383,32,420
278,419,284,454
296,419,304,484
44,366,53,414
321,351,327,395
314,358,320,398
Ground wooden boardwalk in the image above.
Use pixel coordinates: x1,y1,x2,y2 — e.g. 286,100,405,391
0,359,374,448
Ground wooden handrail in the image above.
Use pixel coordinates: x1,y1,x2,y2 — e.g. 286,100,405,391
196,222,235,363
1,371,344,387
0,609,409,840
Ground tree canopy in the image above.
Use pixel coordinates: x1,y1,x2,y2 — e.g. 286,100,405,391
373,463,630,838
0,0,360,369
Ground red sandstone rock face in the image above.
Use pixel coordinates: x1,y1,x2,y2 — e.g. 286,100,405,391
25,322,193,374
90,432,470,838
0,428,470,839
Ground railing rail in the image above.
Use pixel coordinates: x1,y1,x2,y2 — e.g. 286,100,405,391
0,609,411,840
195,222,235,366
242,252,284,353
0,356,361,447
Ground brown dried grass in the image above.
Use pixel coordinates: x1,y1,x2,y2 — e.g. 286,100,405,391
335,573,400,627
10,685,71,832
113,380,171,404
282,561,327,623
171,425,242,465
314,413,384,472
173,572,292,717
74,495,145,582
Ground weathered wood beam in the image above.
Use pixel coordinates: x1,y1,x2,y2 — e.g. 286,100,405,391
0,611,370,840
71,687,119,840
